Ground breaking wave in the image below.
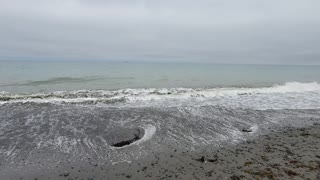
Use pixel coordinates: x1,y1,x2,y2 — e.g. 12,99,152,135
1,82,320,109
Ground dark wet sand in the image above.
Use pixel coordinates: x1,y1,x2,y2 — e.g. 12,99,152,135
2,123,320,180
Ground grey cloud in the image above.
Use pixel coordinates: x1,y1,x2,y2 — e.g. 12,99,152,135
0,0,320,64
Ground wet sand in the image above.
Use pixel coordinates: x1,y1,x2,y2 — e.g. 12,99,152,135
2,123,320,180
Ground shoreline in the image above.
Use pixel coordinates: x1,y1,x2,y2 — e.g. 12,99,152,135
1,123,320,179
100,124,320,180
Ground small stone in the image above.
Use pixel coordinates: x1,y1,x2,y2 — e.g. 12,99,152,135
242,128,252,133
207,158,218,163
286,149,294,156
284,169,299,176
126,175,132,178
246,140,255,144
230,175,240,180
196,156,206,163
207,155,218,162
300,132,311,137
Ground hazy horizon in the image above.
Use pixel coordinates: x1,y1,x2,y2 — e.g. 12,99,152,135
1,0,320,65
2,58,320,66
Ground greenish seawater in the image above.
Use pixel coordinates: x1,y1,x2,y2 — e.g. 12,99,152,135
1,61,320,93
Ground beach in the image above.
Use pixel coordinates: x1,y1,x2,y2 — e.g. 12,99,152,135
2,0,320,178
0,107,319,180
1,63,320,179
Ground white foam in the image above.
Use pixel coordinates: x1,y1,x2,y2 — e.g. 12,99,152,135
1,82,320,110
270,81,320,92
111,160,132,165
250,125,259,133
135,124,156,145
0,91,9,95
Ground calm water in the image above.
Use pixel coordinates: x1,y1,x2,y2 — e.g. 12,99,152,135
1,61,320,93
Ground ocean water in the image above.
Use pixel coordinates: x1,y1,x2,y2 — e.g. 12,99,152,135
1,61,320,93
1,61,320,176
1,61,320,109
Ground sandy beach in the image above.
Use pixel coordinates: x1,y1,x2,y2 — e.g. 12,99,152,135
102,124,320,180
1,122,319,180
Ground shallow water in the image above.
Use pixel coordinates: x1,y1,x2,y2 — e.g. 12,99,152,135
0,103,319,170
1,61,320,178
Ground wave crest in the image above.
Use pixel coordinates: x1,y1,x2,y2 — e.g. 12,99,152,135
1,82,320,105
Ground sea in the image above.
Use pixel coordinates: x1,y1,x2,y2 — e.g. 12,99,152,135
1,61,320,177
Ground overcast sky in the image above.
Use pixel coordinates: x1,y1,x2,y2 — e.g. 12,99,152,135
1,0,320,64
